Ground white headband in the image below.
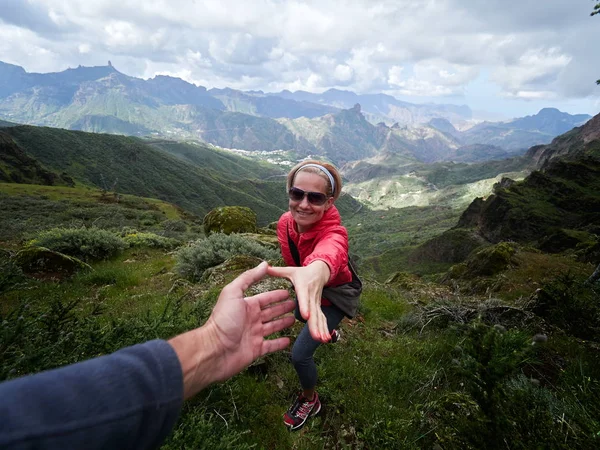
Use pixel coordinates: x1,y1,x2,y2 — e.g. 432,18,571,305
297,163,336,195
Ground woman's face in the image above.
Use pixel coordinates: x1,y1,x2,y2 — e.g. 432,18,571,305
289,170,333,233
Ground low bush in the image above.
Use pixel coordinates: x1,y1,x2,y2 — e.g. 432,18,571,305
174,233,279,281
529,272,600,340
161,219,187,232
123,232,181,250
27,227,127,262
0,252,25,294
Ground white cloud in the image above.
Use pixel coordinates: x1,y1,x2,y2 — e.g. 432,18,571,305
0,0,598,115
334,64,353,82
491,47,572,97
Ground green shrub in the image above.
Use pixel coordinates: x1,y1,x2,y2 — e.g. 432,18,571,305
0,252,25,294
174,233,279,281
28,227,127,261
161,219,187,232
530,272,600,340
123,232,181,250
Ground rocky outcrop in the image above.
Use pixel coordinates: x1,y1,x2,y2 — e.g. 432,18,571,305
525,112,600,170
203,206,257,235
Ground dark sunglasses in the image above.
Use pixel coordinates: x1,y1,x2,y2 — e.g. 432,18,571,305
288,187,330,206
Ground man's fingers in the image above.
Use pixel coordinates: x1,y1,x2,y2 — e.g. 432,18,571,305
222,261,268,295
261,337,291,356
260,300,295,323
262,315,296,336
245,289,290,309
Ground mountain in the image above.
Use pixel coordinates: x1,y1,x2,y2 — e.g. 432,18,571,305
0,63,322,154
0,131,74,186
457,108,591,152
208,87,339,119
453,112,600,250
508,107,591,136
525,112,600,169
271,88,472,127
0,61,592,166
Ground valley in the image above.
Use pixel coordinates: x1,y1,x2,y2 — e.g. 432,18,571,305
1,65,599,449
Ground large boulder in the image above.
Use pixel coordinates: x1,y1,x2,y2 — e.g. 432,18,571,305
15,246,92,277
203,206,257,236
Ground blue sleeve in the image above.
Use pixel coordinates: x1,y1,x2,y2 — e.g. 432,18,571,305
0,339,184,450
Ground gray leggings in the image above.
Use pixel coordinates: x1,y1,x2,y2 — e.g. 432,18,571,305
292,303,346,390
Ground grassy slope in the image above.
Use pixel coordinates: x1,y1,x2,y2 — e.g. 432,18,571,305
0,183,198,245
1,247,598,449
1,126,288,225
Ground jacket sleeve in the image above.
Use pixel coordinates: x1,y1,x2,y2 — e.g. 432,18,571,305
0,339,183,450
303,225,349,282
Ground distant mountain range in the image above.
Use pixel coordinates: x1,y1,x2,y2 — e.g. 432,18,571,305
0,61,592,165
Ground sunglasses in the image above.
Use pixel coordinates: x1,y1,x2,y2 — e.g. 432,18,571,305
288,187,330,206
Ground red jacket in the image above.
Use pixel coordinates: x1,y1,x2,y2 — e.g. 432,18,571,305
276,206,353,296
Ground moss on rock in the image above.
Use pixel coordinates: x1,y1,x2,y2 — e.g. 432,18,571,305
466,242,518,277
203,206,257,236
385,271,421,290
15,246,92,277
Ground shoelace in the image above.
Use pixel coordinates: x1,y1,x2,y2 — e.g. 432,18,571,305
291,397,314,419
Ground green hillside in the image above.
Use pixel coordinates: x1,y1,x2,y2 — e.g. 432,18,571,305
1,125,288,225
1,114,599,450
0,182,200,244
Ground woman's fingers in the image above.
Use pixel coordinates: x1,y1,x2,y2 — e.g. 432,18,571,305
266,265,296,281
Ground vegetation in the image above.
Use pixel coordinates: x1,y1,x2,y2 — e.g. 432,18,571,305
1,126,287,224
27,227,127,262
1,118,599,448
174,233,280,282
1,245,599,449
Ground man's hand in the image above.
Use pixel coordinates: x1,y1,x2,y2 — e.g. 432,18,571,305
169,261,296,400
267,261,331,343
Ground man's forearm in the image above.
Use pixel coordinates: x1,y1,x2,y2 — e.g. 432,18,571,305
168,324,220,400
0,340,183,450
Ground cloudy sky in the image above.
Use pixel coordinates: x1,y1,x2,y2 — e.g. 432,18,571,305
1,0,599,119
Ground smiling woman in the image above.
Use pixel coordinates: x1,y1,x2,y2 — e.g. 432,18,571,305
267,159,362,432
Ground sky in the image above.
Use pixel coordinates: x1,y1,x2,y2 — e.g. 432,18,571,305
1,0,599,120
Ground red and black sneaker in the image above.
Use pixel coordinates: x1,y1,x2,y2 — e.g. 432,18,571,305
283,392,321,431
330,328,341,343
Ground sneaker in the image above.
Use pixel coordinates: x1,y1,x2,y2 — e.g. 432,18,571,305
330,328,341,343
283,392,321,431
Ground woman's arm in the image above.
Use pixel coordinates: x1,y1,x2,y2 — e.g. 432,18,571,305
267,261,332,343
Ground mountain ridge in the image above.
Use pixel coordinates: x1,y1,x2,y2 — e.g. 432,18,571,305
0,61,592,166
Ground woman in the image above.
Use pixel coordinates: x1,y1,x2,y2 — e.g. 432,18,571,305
268,160,361,431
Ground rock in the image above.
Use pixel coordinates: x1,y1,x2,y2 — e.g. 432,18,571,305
15,246,92,277
203,206,257,236
201,255,291,295
385,272,420,290
465,242,517,277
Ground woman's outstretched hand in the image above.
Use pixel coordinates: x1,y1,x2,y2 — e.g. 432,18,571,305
267,261,332,343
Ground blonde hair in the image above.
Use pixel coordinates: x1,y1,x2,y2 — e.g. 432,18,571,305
286,160,342,202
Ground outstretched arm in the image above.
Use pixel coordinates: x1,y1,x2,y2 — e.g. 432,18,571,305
170,261,296,399
267,260,332,343
0,261,295,450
